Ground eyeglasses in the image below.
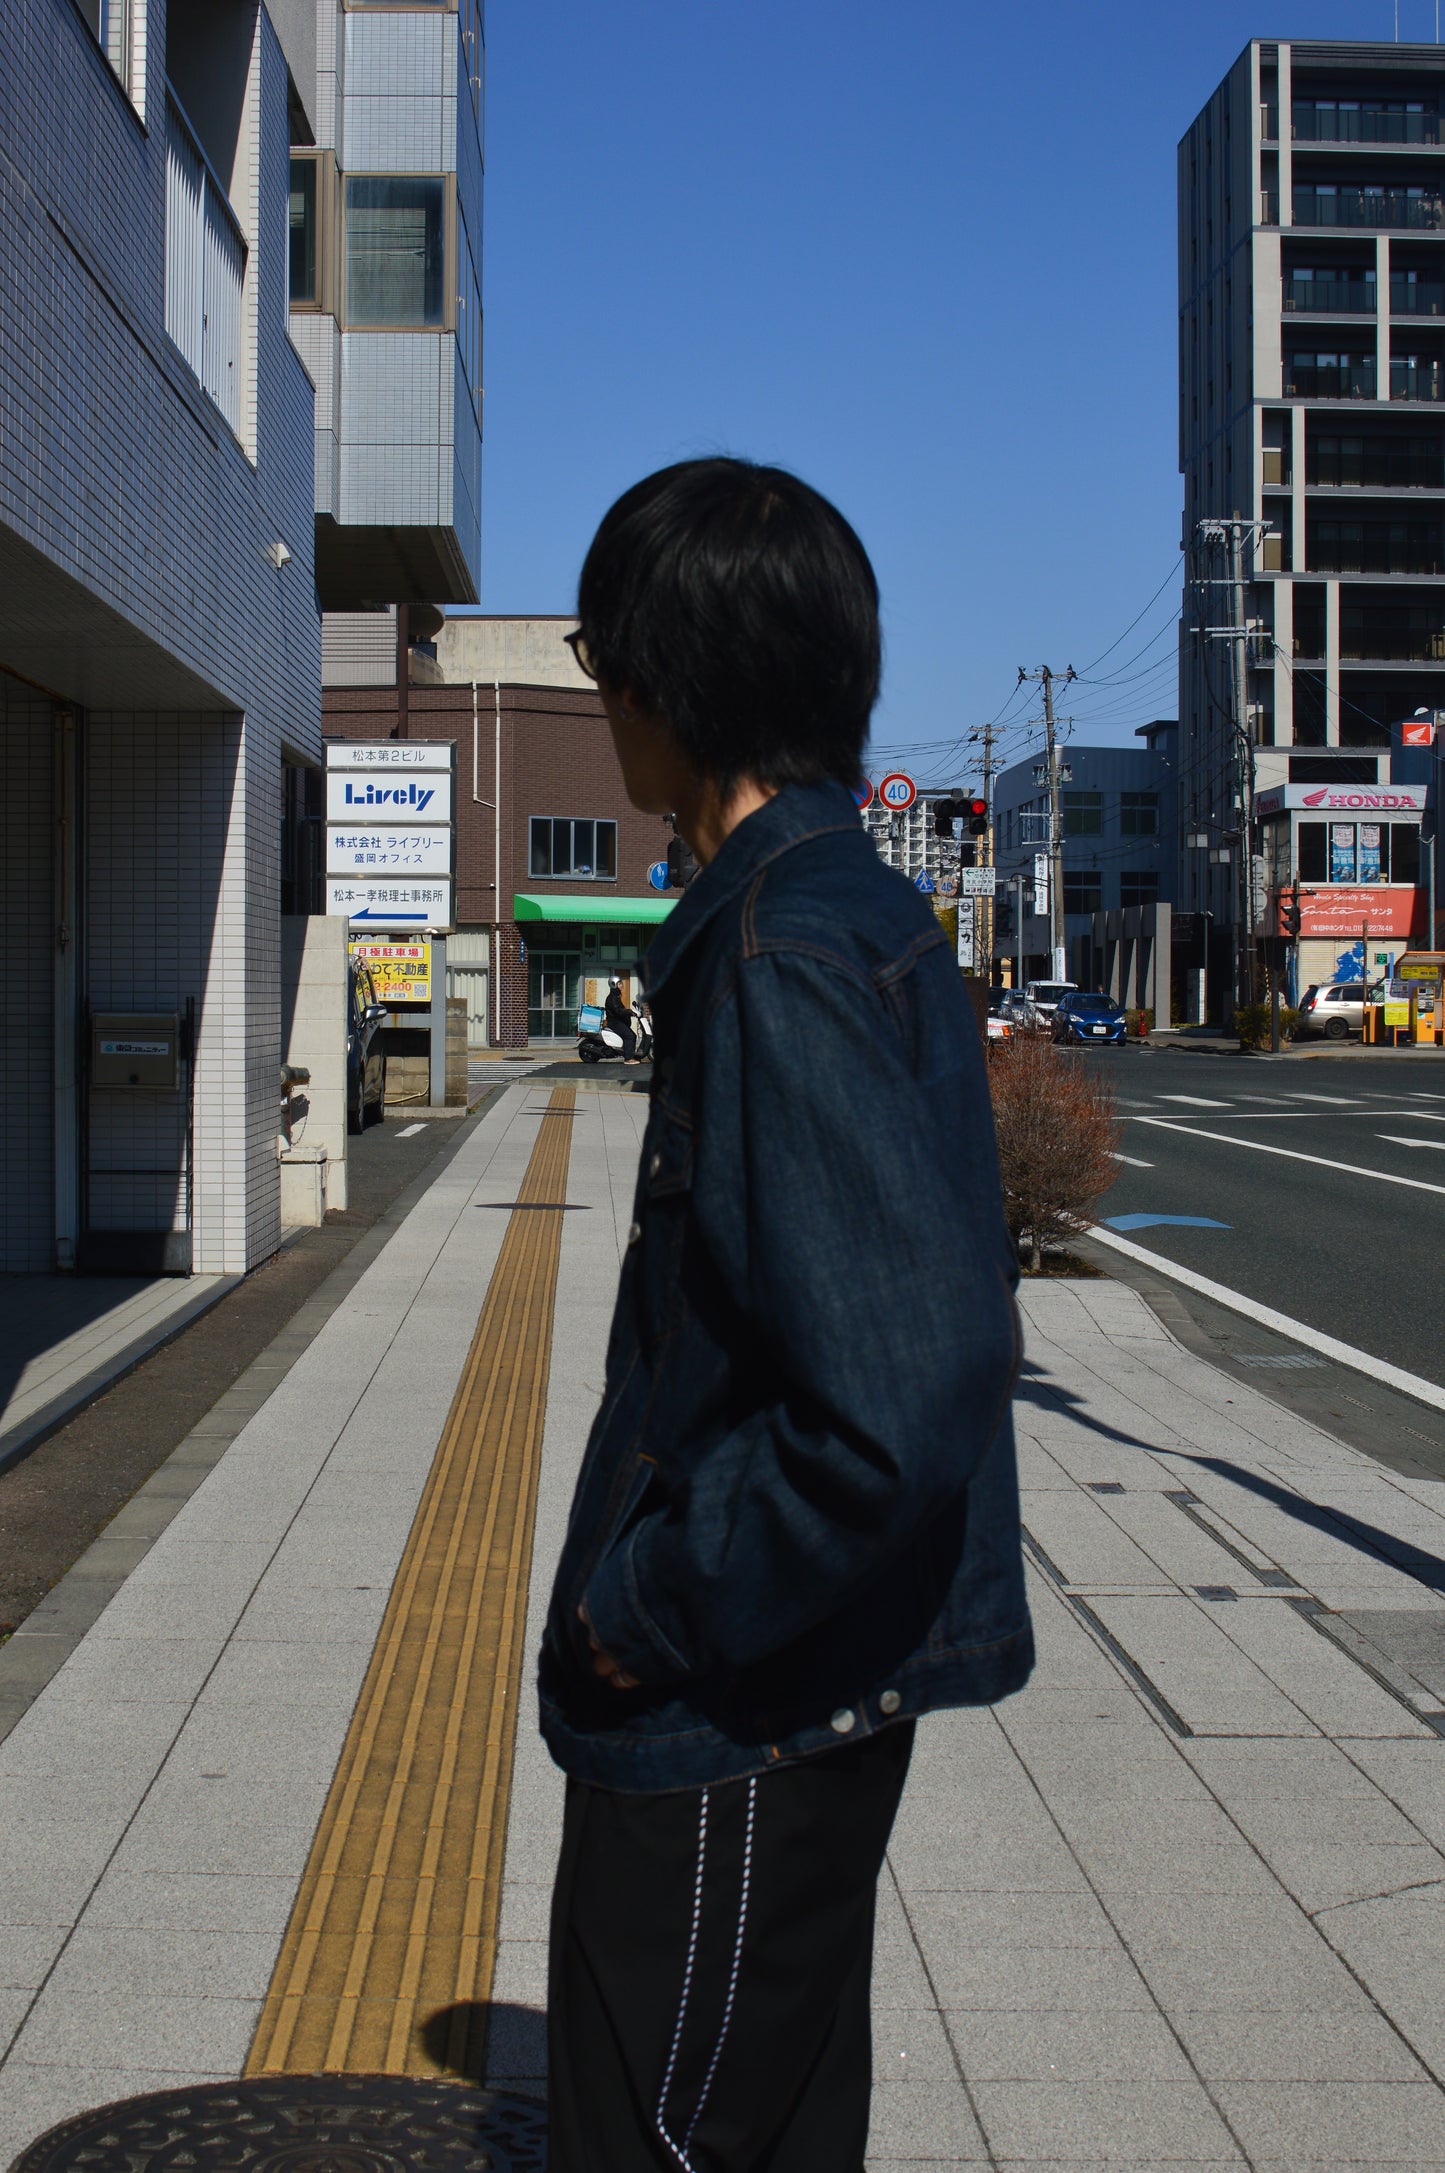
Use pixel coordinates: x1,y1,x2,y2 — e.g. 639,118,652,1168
565,629,599,682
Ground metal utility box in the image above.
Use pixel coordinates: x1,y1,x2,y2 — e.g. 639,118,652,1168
91,1015,180,1091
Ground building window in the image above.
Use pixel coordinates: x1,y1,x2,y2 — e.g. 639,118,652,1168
290,159,317,305
1062,790,1103,836
1120,871,1160,909
1120,791,1159,836
75,0,135,101
345,176,446,326
165,100,247,438
529,818,618,881
1063,871,1103,914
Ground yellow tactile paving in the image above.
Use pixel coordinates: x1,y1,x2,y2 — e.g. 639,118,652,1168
247,1089,575,2079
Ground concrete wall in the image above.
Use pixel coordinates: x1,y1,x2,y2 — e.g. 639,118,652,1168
435,617,589,691
280,915,350,1213
0,677,56,1271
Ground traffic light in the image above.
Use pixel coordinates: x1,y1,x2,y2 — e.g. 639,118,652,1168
968,797,988,836
932,796,961,837
1283,881,1302,939
995,894,1014,939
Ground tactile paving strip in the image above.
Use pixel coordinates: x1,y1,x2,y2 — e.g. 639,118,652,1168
247,1090,575,2079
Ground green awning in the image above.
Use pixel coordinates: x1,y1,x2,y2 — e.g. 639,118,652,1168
513,893,676,925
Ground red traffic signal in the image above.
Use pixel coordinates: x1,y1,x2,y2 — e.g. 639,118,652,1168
968,797,989,836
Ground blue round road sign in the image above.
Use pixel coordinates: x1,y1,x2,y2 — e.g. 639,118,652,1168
648,861,669,891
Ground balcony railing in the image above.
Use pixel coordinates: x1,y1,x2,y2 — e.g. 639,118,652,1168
1309,436,1445,487
164,95,245,436
1261,190,1280,225
1261,104,1279,142
1284,357,1377,398
1391,360,1445,402
1292,102,1440,145
1293,187,1445,230
1392,277,1445,316
1283,276,1376,313
1340,614,1445,660
1308,525,1445,574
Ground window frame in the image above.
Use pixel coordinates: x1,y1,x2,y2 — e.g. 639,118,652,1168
1062,869,1104,915
528,816,619,884
1062,789,1104,837
1119,791,1159,837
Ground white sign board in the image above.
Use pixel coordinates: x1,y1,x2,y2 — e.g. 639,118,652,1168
326,741,454,771
959,867,997,896
1032,852,1051,919
327,826,452,875
326,772,453,823
325,879,453,927
1255,782,1427,815
956,903,975,969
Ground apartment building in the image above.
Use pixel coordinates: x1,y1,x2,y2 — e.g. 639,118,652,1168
1180,40,1440,1001
862,796,953,884
0,1,322,1276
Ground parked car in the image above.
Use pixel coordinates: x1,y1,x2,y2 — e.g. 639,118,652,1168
986,988,1015,1042
1293,980,1382,1041
1052,991,1127,1045
1023,979,1077,1029
347,956,387,1131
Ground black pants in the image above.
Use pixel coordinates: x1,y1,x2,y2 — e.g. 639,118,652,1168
547,1723,913,2173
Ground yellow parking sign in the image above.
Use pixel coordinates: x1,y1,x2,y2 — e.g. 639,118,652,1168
350,940,431,1004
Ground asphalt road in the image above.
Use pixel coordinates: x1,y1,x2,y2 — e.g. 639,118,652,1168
1070,1044,1445,1409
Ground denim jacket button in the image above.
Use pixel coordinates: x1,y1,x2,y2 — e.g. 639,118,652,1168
829,1707,856,1735
627,1221,642,1247
649,1151,662,1179
879,1689,901,1715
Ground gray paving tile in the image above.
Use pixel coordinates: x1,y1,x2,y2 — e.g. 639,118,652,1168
1172,2007,1431,2082
865,2078,991,2160
10,1989,260,2072
1212,2079,1445,2159
873,2007,958,2085
918,1940,1154,2014
1106,1895,1371,2013
42,1926,279,2005
906,1890,1119,1951
81,1872,300,1936
969,2077,1239,2161
943,2007,1194,2082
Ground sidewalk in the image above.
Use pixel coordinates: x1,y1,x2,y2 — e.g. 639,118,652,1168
0,1084,1439,2166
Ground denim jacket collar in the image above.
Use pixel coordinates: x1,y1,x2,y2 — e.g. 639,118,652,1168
645,779,862,999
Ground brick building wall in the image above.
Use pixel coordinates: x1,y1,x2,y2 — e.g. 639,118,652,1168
322,682,676,1045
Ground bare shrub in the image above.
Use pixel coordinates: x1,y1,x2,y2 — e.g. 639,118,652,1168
988,1037,1120,1271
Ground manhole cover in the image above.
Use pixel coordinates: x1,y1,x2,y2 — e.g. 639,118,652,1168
10,2075,547,2172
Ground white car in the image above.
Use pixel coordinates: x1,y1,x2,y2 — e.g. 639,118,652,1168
1022,979,1077,1029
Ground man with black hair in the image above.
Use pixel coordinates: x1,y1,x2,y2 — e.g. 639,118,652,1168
542,458,1031,2172
602,973,638,1063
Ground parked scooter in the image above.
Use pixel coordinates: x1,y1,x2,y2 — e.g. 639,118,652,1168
577,1001,654,1065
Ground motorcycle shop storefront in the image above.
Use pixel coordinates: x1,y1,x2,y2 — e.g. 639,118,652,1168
513,895,676,1043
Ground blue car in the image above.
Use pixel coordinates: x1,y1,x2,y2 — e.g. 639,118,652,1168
1052,991,1127,1045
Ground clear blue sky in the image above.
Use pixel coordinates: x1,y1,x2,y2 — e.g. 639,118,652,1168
477,0,1427,786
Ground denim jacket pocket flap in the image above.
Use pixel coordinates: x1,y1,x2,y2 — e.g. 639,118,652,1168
644,1113,694,1200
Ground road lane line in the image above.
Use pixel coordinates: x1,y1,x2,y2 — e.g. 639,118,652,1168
1135,1117,1445,1197
1111,1153,1154,1167
395,1122,428,1138
1286,1092,1358,1104
1156,1094,1234,1108
1087,1227,1445,1414
1377,1135,1445,1151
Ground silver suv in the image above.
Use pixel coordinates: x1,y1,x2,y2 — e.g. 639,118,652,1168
1294,980,1382,1041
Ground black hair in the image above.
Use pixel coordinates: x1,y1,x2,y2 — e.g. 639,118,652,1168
576,457,880,794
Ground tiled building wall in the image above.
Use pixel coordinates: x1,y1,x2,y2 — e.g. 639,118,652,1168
0,677,55,1271
0,1,323,1275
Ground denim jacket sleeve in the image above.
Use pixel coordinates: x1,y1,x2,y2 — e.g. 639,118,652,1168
580,942,1022,1685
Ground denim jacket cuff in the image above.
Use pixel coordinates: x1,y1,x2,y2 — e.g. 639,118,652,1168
583,1523,692,1686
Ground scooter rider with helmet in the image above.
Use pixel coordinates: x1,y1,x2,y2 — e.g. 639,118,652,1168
603,974,638,1063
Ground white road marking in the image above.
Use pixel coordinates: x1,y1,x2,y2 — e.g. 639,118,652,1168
1111,1152,1154,1167
1286,1092,1359,1104
1377,1135,1445,1151
1136,1117,1445,1197
395,1122,428,1137
1156,1094,1234,1108
1088,1227,1445,1414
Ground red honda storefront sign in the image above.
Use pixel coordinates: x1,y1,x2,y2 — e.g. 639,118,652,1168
1279,885,1426,940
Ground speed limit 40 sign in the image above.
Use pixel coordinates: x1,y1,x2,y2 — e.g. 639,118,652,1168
877,771,917,812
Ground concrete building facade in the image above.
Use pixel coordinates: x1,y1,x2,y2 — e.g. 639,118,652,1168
0,0,322,1276
993,725,1179,984
1179,40,1440,997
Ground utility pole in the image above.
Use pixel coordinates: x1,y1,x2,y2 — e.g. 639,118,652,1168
1197,515,1270,1013
1019,666,1074,981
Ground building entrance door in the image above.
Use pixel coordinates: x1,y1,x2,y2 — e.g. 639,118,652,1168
527,950,581,1041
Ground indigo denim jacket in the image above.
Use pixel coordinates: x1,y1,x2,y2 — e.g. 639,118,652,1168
538,780,1033,1793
